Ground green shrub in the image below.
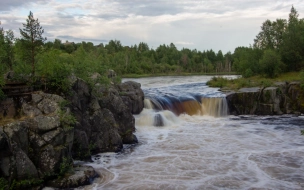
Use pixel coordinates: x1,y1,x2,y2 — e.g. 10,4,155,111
9,179,43,190
59,157,73,177
0,178,8,190
259,79,272,87
206,77,229,88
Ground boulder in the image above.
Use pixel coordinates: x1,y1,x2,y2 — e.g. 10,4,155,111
95,84,137,144
22,102,42,117
117,81,144,114
89,109,123,153
46,165,98,189
30,115,61,133
0,125,38,181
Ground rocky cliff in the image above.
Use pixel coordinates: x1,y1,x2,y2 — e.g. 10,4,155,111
0,92,75,188
68,78,144,160
0,79,144,189
226,82,304,115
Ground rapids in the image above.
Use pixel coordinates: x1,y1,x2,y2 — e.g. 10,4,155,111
81,76,304,190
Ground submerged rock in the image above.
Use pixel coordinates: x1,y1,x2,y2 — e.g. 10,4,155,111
46,165,98,189
154,113,164,127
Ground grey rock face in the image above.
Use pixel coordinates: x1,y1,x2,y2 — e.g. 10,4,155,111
0,92,74,182
117,81,144,114
226,82,304,115
46,165,98,189
69,78,142,159
31,115,61,133
95,84,136,144
22,102,42,117
0,77,145,188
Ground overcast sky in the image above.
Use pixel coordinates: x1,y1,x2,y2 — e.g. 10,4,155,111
0,0,303,53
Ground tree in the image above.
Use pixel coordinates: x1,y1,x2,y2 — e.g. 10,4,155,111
138,42,149,52
0,23,6,70
259,49,284,78
53,39,62,49
280,6,304,71
3,30,15,70
253,19,286,50
233,47,263,77
0,22,15,71
19,11,46,76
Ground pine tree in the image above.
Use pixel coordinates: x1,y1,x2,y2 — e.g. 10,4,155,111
19,11,46,76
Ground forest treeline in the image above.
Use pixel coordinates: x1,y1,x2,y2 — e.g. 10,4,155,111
0,6,304,93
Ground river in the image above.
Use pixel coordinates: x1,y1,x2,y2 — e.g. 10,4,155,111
82,76,304,190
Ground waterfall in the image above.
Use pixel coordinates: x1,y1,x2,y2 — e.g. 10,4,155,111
143,97,229,117
201,97,229,117
138,80,229,127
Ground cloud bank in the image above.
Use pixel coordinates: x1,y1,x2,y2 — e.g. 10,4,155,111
0,0,303,53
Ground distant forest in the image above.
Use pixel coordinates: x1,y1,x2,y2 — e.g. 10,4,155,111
0,6,304,92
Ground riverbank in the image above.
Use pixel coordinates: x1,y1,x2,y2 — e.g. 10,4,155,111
205,72,304,115
122,72,237,78
207,72,302,90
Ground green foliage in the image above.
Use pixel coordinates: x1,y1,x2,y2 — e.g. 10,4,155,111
36,49,72,93
0,29,15,71
259,79,272,87
2,6,304,93
301,130,304,135
19,11,46,76
58,108,76,131
58,100,76,131
59,157,73,177
259,49,284,78
0,178,9,190
232,47,263,77
253,6,304,73
279,6,304,71
207,76,277,90
206,77,230,88
9,178,43,190
254,19,286,50
244,68,254,78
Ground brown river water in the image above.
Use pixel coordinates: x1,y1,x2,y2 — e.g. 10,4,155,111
77,76,304,190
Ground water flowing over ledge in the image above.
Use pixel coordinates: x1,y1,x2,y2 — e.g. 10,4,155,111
85,76,304,190
136,76,230,127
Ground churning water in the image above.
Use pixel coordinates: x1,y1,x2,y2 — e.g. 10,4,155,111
82,76,304,190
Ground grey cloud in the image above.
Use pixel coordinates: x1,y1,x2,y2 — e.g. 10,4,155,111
93,13,127,20
56,35,108,44
0,0,47,11
104,0,184,17
271,3,292,11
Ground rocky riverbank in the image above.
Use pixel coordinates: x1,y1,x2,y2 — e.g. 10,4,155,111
225,81,304,115
0,78,144,189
